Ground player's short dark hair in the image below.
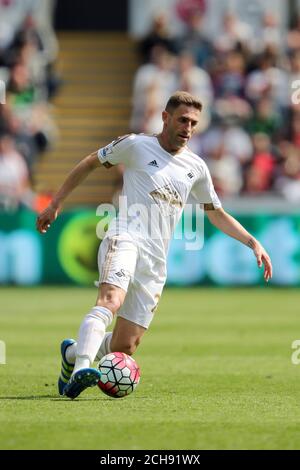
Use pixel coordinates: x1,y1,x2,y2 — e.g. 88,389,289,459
165,91,203,113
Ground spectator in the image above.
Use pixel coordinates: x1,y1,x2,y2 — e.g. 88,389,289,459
130,45,177,133
253,12,282,55
7,61,57,154
288,49,300,99
0,132,31,209
205,137,243,197
212,51,252,125
177,9,213,69
214,12,253,54
193,121,253,164
243,133,276,194
245,50,288,110
9,28,47,93
289,111,300,148
287,14,300,53
275,142,300,201
215,51,246,98
0,0,34,53
138,13,178,64
247,97,281,137
177,50,213,131
176,0,206,23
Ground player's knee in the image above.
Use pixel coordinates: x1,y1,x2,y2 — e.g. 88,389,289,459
96,285,125,315
120,337,141,356
120,344,135,356
96,295,122,315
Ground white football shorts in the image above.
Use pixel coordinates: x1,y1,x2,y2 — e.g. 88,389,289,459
97,233,166,329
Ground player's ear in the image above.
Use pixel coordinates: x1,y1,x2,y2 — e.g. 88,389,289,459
162,110,168,124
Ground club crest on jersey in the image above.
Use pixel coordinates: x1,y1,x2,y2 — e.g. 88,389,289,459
115,269,129,280
150,184,183,216
115,269,125,277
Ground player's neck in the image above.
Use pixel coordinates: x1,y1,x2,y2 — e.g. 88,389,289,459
156,133,184,156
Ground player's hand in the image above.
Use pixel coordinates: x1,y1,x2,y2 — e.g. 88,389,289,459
253,242,273,282
36,202,60,234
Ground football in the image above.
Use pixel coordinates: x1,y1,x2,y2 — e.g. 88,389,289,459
97,352,140,398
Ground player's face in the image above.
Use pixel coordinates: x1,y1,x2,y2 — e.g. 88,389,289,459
164,105,200,151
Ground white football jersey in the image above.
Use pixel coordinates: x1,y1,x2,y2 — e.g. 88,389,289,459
98,134,221,262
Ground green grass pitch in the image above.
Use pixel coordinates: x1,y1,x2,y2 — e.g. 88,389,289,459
0,286,300,450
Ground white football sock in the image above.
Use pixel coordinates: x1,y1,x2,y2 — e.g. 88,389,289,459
65,332,112,365
72,306,113,376
95,332,112,361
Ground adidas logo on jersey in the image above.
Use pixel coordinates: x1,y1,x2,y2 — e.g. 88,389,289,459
148,160,159,168
187,171,195,179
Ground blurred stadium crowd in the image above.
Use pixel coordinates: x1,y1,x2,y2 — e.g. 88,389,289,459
131,4,300,202
0,0,58,210
1,0,300,210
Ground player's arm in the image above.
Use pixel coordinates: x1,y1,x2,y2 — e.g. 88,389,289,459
36,151,101,234
204,205,273,282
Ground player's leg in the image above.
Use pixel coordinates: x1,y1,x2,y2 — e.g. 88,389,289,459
95,286,158,360
95,317,146,361
63,288,141,366
62,283,126,399
62,284,125,363
111,317,146,355
98,282,164,363
95,257,165,361
73,282,126,372
62,234,138,398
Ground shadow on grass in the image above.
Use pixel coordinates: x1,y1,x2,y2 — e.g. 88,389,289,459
0,395,147,401
0,395,102,401
0,395,63,400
